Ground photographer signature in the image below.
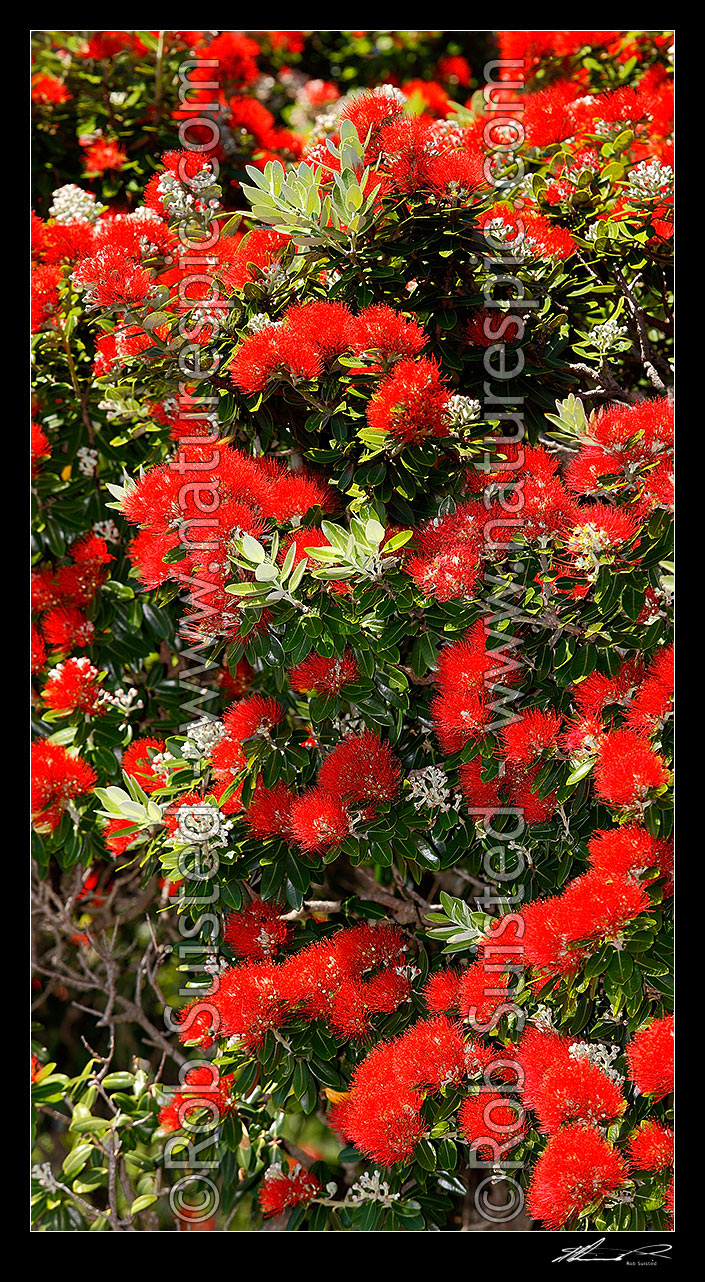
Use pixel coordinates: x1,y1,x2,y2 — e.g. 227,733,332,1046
553,1239,672,1264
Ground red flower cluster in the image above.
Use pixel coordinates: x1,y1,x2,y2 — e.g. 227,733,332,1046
121,737,170,793
230,301,427,397
287,649,359,695
43,656,106,717
593,729,670,809
517,1027,625,1133
223,898,292,960
565,398,674,517
120,444,333,636
431,620,507,752
479,202,578,260
458,1091,525,1161
366,357,450,444
237,731,402,856
32,534,113,618
41,606,95,654
626,1015,674,1100
526,1123,629,1230
258,1163,322,1219
587,825,672,888
520,867,652,980
158,1065,236,1134
329,1015,469,1165
81,137,128,176
178,921,411,1050
627,1120,673,1172
31,741,97,832
31,73,71,104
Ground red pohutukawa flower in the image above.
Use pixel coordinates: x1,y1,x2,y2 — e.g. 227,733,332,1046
366,357,450,444
158,1066,236,1134
229,301,358,394
258,1164,322,1219
223,898,291,960
457,961,513,1033
316,730,402,805
81,137,128,175
41,606,95,652
500,707,562,765
287,649,359,695
593,729,670,808
587,825,672,885
330,1015,468,1165
626,1015,674,1100
458,1091,525,1161
244,782,296,840
42,657,105,716
121,738,169,794
288,788,351,854
526,1123,630,1229
72,246,156,309
531,1056,626,1134
406,542,481,602
103,816,143,857
573,658,643,716
431,621,505,752
353,304,426,364
178,923,410,1052
423,966,463,1015
624,643,674,735
31,740,97,831
519,865,651,981
31,422,50,475
31,624,46,674
627,1120,674,1172
222,695,283,743
32,72,72,104
562,503,640,569
457,758,504,814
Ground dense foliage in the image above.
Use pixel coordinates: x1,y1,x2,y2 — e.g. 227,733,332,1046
31,29,674,1233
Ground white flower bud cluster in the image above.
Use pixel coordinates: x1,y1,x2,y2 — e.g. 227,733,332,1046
485,217,532,260
49,184,103,224
626,160,674,201
568,1039,624,1085
92,519,120,543
407,765,455,812
157,163,220,220
33,1162,57,1191
446,394,482,428
246,313,285,334
428,120,468,150
532,1004,556,1032
98,398,131,422
371,84,407,107
308,108,341,140
253,74,276,102
172,803,233,848
77,446,98,477
100,686,144,725
588,317,629,354
568,522,617,574
182,717,227,759
347,1169,400,1206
